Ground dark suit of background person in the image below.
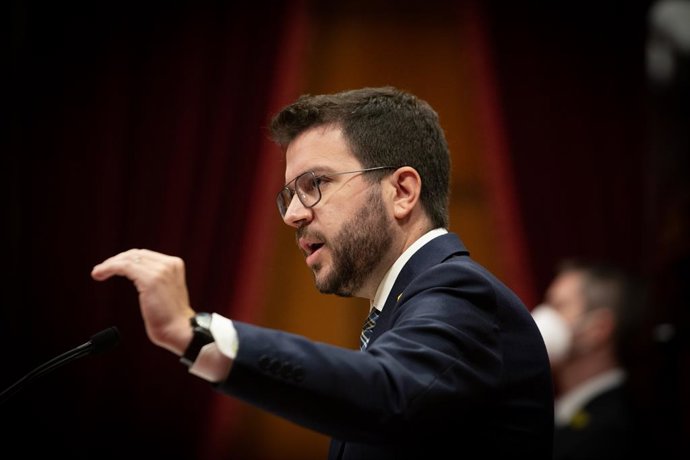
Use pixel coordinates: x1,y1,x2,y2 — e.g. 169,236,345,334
532,259,647,460
91,87,554,459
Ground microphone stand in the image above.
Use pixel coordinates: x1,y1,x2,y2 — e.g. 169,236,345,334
0,326,120,405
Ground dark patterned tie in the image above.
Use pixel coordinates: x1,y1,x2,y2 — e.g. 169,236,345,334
360,308,380,351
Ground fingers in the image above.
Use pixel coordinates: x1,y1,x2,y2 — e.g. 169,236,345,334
91,248,175,281
91,249,192,354
91,248,138,281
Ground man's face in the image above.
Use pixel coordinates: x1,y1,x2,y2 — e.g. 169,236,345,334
282,125,393,297
545,271,587,327
544,270,601,361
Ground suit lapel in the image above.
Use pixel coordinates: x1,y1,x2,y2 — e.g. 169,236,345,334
368,233,469,345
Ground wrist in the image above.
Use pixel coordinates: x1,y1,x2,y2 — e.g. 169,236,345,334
180,312,215,367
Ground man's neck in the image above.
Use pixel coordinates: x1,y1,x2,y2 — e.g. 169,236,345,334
367,227,448,310
355,217,434,300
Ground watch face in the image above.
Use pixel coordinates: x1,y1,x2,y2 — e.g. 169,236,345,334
194,312,212,329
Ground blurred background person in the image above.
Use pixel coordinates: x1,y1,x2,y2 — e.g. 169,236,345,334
532,258,648,460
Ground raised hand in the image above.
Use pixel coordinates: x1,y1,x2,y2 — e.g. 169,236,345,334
91,249,194,355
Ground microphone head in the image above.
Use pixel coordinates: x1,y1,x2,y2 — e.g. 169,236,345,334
89,326,121,354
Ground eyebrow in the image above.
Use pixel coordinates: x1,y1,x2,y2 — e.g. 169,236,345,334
313,167,342,177
285,166,337,186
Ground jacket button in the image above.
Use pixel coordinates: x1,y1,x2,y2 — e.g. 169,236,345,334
268,358,281,374
280,362,293,379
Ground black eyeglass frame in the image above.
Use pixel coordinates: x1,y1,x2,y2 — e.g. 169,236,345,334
276,165,398,217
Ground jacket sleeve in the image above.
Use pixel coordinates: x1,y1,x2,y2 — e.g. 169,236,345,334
214,261,518,443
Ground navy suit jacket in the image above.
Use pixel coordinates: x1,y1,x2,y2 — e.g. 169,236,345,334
218,233,554,459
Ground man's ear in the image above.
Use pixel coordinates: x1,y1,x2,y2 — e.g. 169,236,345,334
388,167,422,220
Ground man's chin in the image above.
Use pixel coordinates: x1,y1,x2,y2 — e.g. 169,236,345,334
313,276,331,292
313,270,340,295
314,275,356,297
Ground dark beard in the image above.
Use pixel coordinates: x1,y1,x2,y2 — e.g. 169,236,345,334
314,188,393,296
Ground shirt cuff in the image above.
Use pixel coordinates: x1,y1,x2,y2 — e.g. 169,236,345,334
188,313,238,382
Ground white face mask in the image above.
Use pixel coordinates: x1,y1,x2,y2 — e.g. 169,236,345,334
531,304,572,366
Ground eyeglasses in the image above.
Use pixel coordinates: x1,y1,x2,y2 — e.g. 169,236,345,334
276,166,398,218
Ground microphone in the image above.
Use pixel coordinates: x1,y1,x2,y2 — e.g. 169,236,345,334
0,326,120,405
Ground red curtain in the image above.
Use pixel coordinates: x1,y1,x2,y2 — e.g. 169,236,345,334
3,2,294,458
484,1,652,294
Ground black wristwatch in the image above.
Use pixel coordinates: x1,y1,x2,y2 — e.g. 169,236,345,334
180,312,214,367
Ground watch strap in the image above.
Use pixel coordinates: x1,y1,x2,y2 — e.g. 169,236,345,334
180,313,214,367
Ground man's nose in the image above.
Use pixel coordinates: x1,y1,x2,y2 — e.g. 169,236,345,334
282,195,313,228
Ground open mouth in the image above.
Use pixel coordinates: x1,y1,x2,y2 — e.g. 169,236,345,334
301,240,324,256
299,238,325,265
303,243,323,256
307,242,324,255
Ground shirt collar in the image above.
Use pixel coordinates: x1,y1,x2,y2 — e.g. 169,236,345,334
554,367,627,426
370,228,448,313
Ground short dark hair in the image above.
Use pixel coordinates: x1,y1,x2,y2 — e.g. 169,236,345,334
556,258,647,366
269,86,451,229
